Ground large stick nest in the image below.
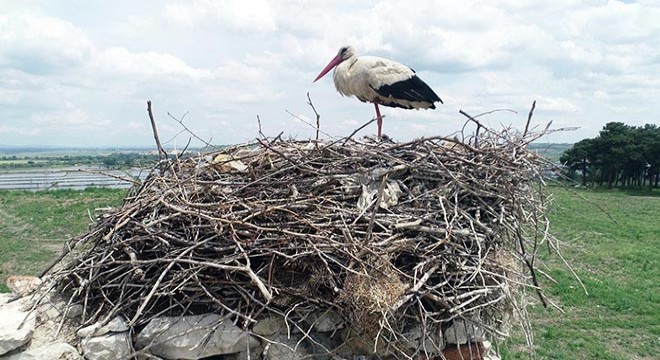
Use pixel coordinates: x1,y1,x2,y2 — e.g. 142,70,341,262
46,125,556,357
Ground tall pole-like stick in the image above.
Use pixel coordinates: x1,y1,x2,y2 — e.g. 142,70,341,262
147,100,167,160
523,100,537,138
306,92,321,141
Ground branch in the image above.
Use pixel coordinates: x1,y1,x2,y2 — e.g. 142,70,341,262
285,110,335,140
167,111,214,148
147,100,167,160
338,117,378,146
523,100,536,137
306,92,321,141
257,115,267,141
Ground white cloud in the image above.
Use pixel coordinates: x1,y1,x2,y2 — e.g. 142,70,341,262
1,0,660,146
0,13,92,74
534,96,580,113
32,102,111,128
163,0,276,31
92,47,213,79
568,1,660,44
0,88,21,105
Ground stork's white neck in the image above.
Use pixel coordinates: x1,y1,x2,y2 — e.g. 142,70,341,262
332,55,365,99
336,55,358,74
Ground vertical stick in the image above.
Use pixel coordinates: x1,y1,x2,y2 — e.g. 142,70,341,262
523,100,536,137
147,100,167,160
256,115,266,140
306,92,321,141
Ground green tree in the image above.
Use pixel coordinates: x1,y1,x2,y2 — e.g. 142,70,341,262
560,138,594,185
561,122,659,189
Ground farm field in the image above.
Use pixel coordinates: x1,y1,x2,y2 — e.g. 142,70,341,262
0,186,657,359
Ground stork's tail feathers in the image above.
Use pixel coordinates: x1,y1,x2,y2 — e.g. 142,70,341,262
372,75,442,109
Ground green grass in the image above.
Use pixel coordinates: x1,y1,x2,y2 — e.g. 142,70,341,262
0,186,658,358
503,187,659,359
0,188,126,292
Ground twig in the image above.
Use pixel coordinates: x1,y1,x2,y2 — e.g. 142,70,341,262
523,100,536,137
147,100,167,161
167,111,214,148
257,115,266,140
307,92,321,141
285,110,335,140
338,117,378,146
473,108,518,118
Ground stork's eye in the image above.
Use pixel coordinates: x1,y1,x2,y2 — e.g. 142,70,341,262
339,47,348,55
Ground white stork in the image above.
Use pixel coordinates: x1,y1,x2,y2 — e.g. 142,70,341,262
314,45,442,137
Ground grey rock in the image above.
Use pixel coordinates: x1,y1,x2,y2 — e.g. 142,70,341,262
0,307,36,356
0,296,32,313
135,314,259,359
40,305,61,322
2,342,81,360
338,324,443,358
305,310,344,333
34,300,67,322
65,304,84,319
262,334,309,360
397,325,443,355
81,332,131,360
77,316,129,338
444,319,485,344
0,293,13,305
337,327,385,357
252,316,287,337
223,347,265,360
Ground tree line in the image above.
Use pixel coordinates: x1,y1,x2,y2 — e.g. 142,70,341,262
560,122,659,189
0,153,162,170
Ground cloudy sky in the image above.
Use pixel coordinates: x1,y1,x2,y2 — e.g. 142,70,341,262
1,0,658,147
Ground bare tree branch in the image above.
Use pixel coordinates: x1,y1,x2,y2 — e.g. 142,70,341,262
147,100,167,160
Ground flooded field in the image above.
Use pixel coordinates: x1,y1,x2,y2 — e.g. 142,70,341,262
0,167,149,191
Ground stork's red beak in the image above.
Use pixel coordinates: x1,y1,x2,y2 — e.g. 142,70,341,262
313,54,343,82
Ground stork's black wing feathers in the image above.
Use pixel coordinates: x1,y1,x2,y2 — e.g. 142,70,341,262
372,75,443,108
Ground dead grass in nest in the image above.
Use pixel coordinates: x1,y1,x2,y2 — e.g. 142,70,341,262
339,260,407,328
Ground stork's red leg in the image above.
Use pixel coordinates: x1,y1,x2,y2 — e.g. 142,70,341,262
373,102,383,138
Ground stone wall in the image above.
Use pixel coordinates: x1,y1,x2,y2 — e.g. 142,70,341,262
0,281,501,360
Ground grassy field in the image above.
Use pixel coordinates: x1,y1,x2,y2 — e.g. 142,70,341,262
503,187,659,359
0,188,125,292
0,186,657,358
